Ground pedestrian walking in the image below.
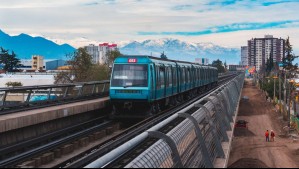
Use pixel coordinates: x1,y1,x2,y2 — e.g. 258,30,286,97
270,130,275,142
265,130,270,142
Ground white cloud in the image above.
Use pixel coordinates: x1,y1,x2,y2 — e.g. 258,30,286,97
0,0,298,52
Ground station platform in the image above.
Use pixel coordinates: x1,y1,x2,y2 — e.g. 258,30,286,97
0,97,110,133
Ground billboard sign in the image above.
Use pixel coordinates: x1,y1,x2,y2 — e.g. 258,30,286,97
245,66,256,75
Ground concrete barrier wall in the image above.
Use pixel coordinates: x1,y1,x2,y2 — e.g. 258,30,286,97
86,73,245,168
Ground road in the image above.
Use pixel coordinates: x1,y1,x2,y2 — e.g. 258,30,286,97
228,79,299,168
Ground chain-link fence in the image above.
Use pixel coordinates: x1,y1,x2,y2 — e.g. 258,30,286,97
86,73,245,168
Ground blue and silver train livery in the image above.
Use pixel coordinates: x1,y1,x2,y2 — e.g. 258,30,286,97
110,55,218,117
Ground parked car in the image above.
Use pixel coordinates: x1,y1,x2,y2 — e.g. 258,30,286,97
235,120,248,129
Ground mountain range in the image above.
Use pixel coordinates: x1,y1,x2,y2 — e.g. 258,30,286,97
0,30,75,60
0,30,241,64
119,39,240,64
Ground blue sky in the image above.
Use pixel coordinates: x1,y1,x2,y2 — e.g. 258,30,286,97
0,0,299,54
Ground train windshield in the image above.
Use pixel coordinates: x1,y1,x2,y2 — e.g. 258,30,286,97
111,64,148,87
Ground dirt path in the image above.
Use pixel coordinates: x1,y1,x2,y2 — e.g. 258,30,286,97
228,79,299,168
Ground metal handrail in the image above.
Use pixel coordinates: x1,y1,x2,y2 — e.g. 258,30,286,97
0,80,110,115
85,73,245,168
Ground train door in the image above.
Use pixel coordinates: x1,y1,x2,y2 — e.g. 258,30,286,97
160,65,166,98
172,66,178,94
155,65,166,99
181,67,186,92
150,65,155,100
155,65,161,99
166,66,173,97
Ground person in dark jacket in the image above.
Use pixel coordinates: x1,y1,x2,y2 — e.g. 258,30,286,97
270,130,275,142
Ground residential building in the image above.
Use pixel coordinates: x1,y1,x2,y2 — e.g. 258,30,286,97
32,55,44,71
241,46,248,66
248,35,285,71
46,60,67,70
86,44,100,64
99,43,117,65
85,43,118,65
195,58,209,65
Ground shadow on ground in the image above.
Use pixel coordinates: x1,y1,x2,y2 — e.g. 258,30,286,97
234,128,256,137
229,158,269,168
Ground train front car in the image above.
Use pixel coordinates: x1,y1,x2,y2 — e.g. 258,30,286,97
110,56,151,118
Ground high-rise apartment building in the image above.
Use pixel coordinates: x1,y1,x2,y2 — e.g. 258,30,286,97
32,55,44,70
241,46,248,66
248,35,285,71
99,43,117,65
85,43,118,65
86,44,100,64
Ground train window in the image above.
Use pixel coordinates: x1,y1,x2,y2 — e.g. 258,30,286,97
168,67,172,86
184,68,188,83
186,68,189,83
156,66,160,89
165,67,169,87
111,64,148,87
180,67,185,84
160,66,165,88
173,67,177,86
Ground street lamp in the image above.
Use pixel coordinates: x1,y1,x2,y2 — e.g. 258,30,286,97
288,79,296,128
279,66,283,114
273,76,278,103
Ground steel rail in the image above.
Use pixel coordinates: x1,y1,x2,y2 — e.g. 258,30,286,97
84,73,241,168
57,73,238,168
0,120,114,168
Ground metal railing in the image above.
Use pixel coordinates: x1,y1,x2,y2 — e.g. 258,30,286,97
86,73,245,168
0,80,110,115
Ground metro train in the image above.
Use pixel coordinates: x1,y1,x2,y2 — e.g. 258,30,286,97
109,55,218,117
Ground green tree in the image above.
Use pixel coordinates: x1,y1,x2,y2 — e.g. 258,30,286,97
0,47,21,72
212,59,225,73
55,47,113,84
283,37,298,71
160,51,168,60
265,51,274,76
106,49,122,67
55,47,94,83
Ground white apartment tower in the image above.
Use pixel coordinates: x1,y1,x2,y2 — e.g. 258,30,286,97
241,46,248,66
248,35,285,71
85,43,118,65
86,44,100,64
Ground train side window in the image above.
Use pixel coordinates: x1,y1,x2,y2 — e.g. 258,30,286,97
196,69,197,81
187,68,190,83
168,67,172,86
156,66,160,89
182,68,185,84
165,67,169,87
160,66,165,88
173,67,177,86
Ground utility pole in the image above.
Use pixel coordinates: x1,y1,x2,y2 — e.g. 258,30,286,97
284,71,287,120
288,80,291,127
279,71,282,114
273,76,277,104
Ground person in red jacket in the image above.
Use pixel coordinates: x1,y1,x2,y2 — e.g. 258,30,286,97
270,130,275,142
265,130,270,142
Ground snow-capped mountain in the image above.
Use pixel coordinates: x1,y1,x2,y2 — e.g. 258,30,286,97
0,28,240,64
119,38,240,64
